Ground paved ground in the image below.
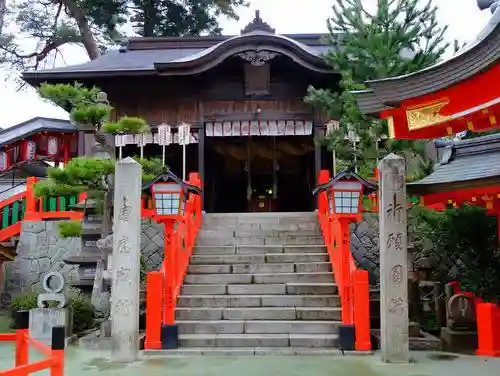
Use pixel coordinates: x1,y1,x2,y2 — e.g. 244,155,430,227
0,343,499,376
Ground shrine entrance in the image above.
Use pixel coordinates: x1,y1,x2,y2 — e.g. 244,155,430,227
204,136,315,213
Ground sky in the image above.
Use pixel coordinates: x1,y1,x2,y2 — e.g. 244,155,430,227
0,0,492,128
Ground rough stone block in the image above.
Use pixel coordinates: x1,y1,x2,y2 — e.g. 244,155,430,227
193,246,236,255
177,295,231,307
284,245,327,254
177,320,244,334
295,262,331,273
266,253,328,264
229,295,262,307
180,285,227,295
286,283,338,295
222,308,296,320
190,254,265,265
236,246,284,254
187,265,232,274
231,263,294,274
227,284,286,295
261,295,340,307
289,334,338,347
175,308,223,320
29,308,72,343
215,334,289,347
295,307,341,321
178,334,216,347
244,320,338,334
253,272,332,284
184,273,252,285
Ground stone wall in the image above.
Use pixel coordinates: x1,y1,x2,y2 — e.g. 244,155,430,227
351,214,380,284
2,221,81,307
2,219,165,308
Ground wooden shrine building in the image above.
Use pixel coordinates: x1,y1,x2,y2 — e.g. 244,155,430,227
21,11,339,213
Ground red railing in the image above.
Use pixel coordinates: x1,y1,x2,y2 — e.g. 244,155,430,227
144,172,202,350
449,281,500,357
0,177,84,242
0,311,65,376
317,170,371,351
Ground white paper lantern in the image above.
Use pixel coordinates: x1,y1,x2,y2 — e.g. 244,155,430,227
47,136,58,156
178,123,191,146
158,124,172,146
0,152,8,172
25,140,36,160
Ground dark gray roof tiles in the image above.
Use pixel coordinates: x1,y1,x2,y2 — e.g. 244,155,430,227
408,132,500,193
0,117,75,148
22,32,333,82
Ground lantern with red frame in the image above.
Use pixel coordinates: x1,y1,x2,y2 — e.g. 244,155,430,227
143,169,201,222
313,169,378,219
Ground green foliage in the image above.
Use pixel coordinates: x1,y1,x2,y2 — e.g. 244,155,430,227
102,117,149,134
9,293,38,316
58,220,83,238
305,0,449,178
135,156,166,182
417,205,500,301
67,291,96,332
38,83,101,113
72,104,112,127
8,290,96,332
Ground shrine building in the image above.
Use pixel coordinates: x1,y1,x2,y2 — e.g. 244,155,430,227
16,11,339,213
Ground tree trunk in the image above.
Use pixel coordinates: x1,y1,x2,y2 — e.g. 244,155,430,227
0,0,6,35
62,0,101,60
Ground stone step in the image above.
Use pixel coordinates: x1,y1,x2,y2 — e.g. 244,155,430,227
198,229,322,238
177,295,340,308
145,347,341,355
202,213,319,228
266,253,329,263
175,307,341,321
196,235,325,246
177,320,340,334
192,245,327,256
178,333,338,347
184,272,333,285
180,283,338,296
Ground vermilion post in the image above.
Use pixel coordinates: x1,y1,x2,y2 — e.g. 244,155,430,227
15,329,28,367
476,303,500,357
145,271,163,349
163,220,176,324
339,218,353,325
50,350,64,376
24,177,38,221
353,269,371,351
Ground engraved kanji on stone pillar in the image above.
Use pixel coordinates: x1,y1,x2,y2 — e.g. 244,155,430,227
110,157,142,362
379,153,410,363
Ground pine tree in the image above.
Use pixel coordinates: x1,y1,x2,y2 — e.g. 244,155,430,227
305,0,449,178
35,82,165,238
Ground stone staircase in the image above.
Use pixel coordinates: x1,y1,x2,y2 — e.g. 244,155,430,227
174,212,342,355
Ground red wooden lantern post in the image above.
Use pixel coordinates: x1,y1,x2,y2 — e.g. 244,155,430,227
150,181,185,325
144,170,201,349
328,180,364,325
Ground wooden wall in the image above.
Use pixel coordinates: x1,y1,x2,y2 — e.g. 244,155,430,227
98,56,337,127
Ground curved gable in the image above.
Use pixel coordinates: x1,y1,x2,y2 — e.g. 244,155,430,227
154,32,332,75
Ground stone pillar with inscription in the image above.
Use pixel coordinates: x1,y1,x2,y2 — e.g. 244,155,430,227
379,153,410,363
110,157,142,362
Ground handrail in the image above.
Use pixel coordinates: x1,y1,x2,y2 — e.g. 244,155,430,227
144,172,203,350
0,310,65,376
317,169,371,351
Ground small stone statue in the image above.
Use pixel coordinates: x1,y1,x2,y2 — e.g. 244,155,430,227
446,293,477,331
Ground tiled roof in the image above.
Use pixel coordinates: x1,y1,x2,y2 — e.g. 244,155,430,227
408,132,500,194
0,117,74,148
